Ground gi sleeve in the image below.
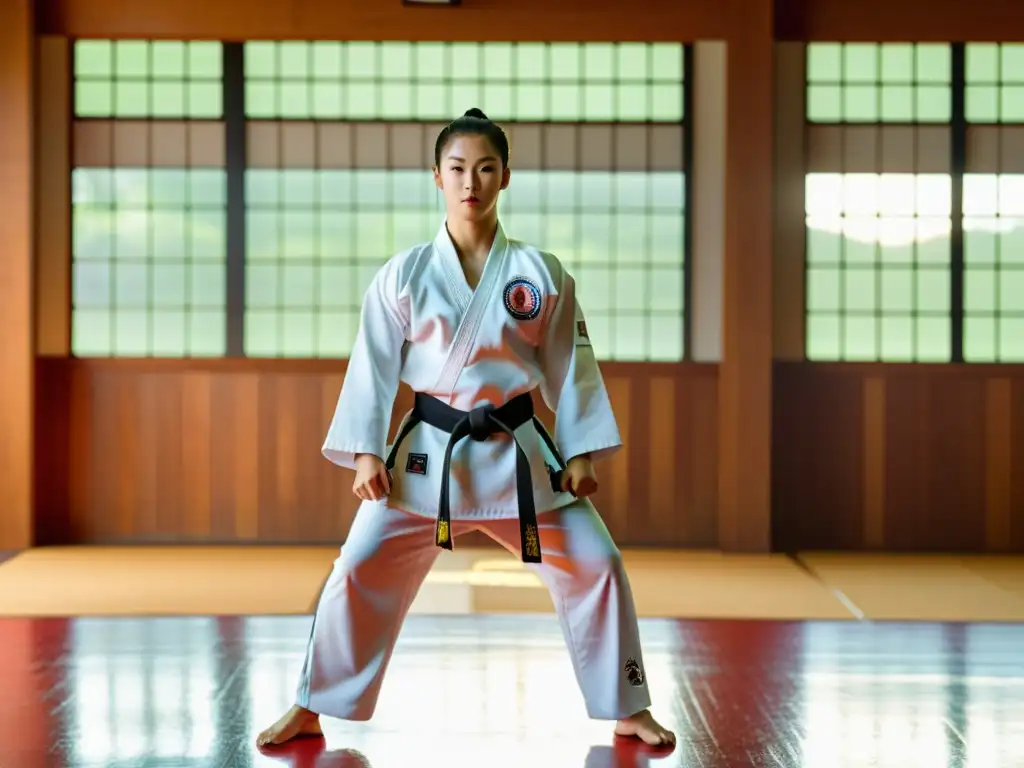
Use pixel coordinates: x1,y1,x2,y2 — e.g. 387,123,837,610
321,260,408,470
537,265,622,464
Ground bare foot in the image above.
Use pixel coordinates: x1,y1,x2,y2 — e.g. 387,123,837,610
256,704,324,747
614,709,676,747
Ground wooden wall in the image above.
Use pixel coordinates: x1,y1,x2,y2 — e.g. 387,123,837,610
34,360,719,547
14,0,1024,553
773,364,1024,552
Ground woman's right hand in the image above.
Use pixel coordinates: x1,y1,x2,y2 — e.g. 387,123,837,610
352,453,392,501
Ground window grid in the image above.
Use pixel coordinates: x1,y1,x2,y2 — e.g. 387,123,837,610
964,43,1024,361
242,41,685,122
71,40,229,359
241,41,689,362
806,43,952,124
965,44,1024,124
963,174,1024,362
74,40,224,119
243,167,686,362
805,174,952,362
805,43,955,362
71,168,228,357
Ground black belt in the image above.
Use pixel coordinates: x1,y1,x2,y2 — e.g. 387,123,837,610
384,391,564,564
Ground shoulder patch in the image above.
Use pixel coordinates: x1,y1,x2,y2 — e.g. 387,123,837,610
503,276,542,321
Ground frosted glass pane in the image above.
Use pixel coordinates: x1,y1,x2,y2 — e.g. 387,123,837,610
151,42,187,78
804,172,954,361
843,44,879,83
74,39,223,118
807,43,952,124
966,44,999,82
807,44,842,82
880,44,914,83
76,41,113,77
71,168,228,358
916,45,951,83
240,41,684,122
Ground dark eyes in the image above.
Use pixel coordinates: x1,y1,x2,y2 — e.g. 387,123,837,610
450,166,494,173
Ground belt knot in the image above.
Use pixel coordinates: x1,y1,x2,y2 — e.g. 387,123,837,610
468,404,496,441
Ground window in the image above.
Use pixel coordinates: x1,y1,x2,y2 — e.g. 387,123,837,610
243,41,684,123
805,173,951,361
69,40,689,360
963,176,1024,362
71,40,227,357
804,43,953,361
807,43,951,123
805,42,1024,364
964,44,1024,362
242,41,688,362
74,40,223,119
966,43,1024,123
72,168,227,356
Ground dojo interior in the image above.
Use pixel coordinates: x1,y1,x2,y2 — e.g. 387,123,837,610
1,0,1024,765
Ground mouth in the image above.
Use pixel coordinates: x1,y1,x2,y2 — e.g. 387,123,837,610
462,196,480,205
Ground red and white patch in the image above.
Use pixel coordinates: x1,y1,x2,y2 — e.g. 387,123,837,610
502,277,542,321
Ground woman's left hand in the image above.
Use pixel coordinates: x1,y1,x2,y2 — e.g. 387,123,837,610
561,455,599,498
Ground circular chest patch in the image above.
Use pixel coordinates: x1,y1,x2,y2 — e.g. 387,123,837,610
503,277,542,321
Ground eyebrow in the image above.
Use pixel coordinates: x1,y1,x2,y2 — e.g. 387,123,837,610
448,156,498,163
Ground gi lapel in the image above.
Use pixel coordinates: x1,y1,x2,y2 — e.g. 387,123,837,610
432,220,509,400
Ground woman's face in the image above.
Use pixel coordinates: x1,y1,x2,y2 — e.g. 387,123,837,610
433,134,510,223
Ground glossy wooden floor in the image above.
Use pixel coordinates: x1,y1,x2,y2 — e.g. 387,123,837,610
2,613,1023,768
6,547,1024,621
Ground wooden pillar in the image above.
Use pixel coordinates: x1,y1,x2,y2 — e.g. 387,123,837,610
0,0,34,549
718,0,774,551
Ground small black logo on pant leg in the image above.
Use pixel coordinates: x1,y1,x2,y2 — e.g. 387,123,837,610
406,453,428,475
624,657,645,687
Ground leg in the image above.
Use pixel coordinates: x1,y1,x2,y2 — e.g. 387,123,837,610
480,499,676,747
257,501,440,746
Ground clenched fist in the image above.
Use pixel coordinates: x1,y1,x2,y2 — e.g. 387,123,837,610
353,454,392,501
560,455,599,498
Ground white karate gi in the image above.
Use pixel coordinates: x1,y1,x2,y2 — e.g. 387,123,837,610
322,220,620,521
299,221,652,722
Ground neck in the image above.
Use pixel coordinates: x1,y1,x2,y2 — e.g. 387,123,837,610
445,213,499,263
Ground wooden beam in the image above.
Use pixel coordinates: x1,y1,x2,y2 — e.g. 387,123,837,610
718,0,774,552
775,0,1024,41
38,0,730,40
0,0,34,549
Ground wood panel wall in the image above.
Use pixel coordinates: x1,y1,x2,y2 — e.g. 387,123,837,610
773,364,1024,552
35,360,720,548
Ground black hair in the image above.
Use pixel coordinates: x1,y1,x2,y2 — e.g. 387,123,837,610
433,108,510,168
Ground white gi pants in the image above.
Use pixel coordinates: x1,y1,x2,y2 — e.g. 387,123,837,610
295,498,652,722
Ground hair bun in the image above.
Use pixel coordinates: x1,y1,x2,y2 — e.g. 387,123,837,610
463,107,489,120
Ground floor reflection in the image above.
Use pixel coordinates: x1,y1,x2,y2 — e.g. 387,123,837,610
252,743,660,768
1,615,1023,767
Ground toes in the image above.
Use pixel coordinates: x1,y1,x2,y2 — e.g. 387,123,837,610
256,731,275,747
